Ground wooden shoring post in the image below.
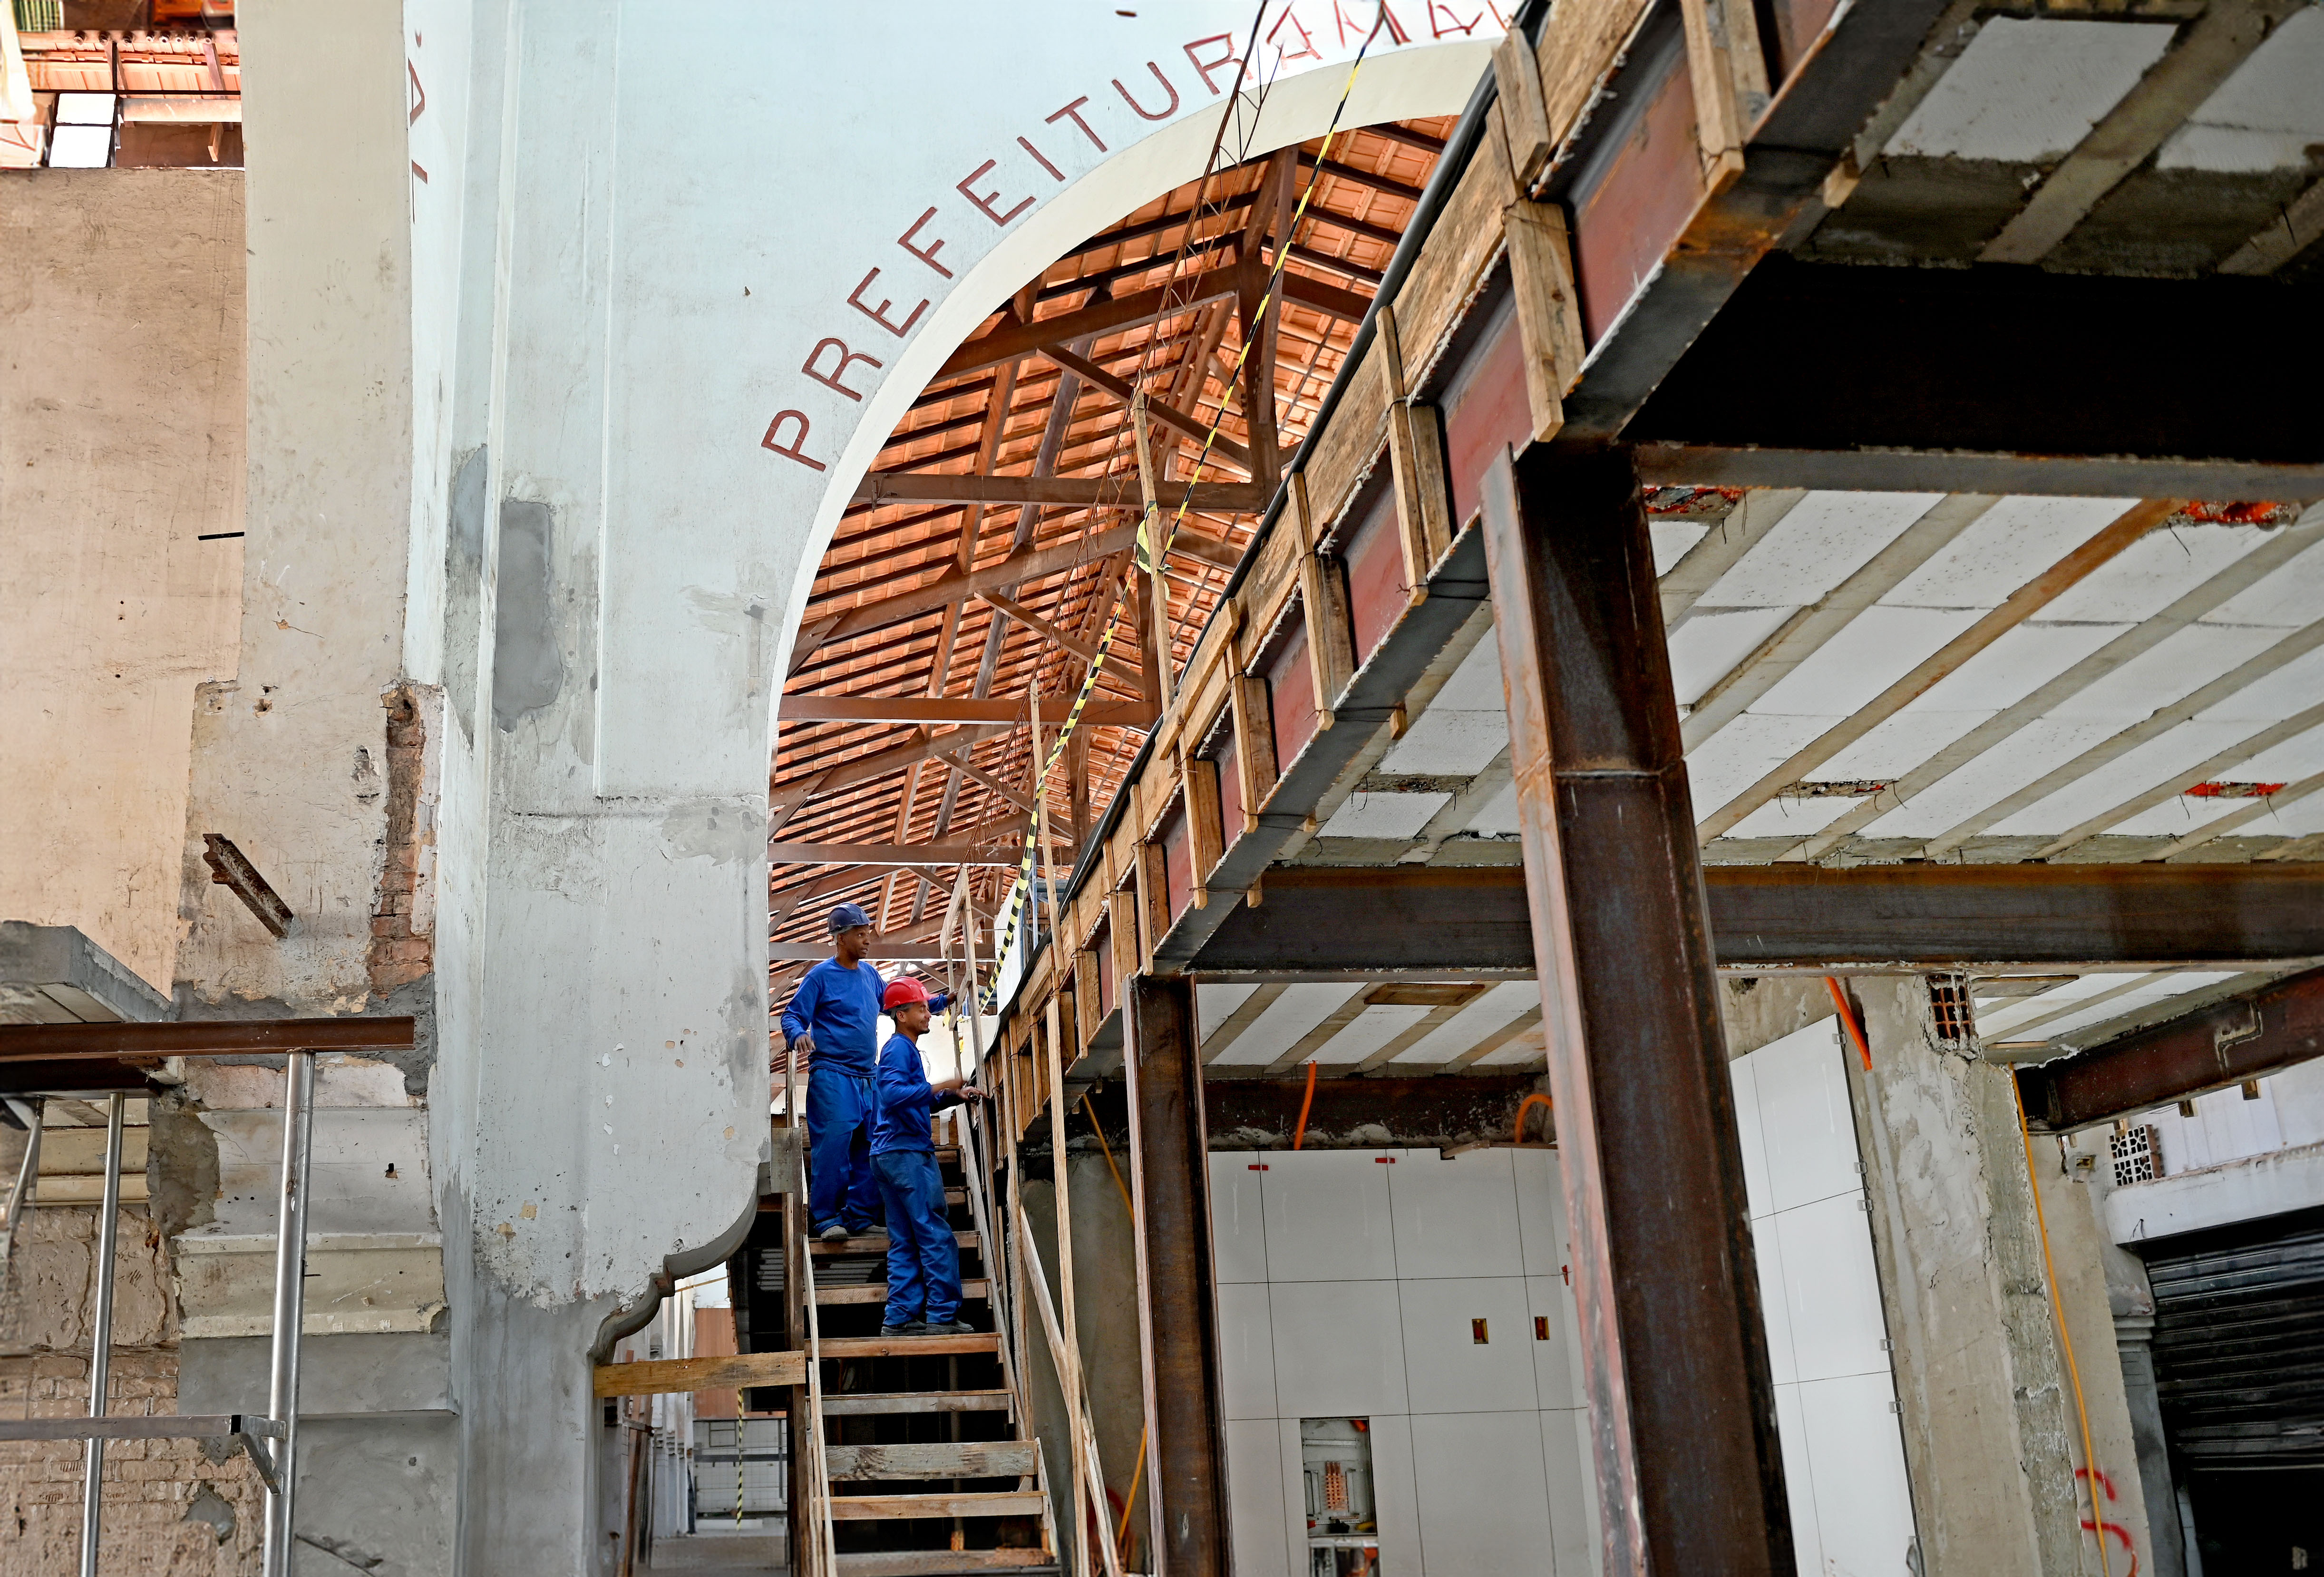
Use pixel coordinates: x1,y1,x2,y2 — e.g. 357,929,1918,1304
1185,753,1225,909
1074,949,1101,1051
1029,691,1062,944
1478,445,1790,1574
1375,302,1452,581
1679,0,1770,193
1492,27,1553,190
998,1013,1031,1410
1129,390,1175,712
1290,473,1354,729
1066,725,1092,864
1240,148,1294,488
1043,995,1094,1577
1109,890,1140,999
1502,200,1585,447
1121,974,1229,1574
1137,843,1168,977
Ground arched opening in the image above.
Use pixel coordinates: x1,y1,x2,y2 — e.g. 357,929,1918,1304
768,118,1459,993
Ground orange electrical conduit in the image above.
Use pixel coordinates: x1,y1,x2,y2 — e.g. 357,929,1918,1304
1513,1092,1553,1146
1826,976,1874,1071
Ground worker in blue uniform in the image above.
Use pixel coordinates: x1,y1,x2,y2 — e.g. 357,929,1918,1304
871,977,983,1337
780,904,888,1242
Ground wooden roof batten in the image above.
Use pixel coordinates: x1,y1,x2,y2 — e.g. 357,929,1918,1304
770,117,1451,986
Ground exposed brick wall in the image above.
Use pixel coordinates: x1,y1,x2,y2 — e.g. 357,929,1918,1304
0,1352,263,1576
2,1206,259,1574
367,684,434,995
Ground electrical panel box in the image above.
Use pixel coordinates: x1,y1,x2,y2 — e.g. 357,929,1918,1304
1301,1416,1380,1575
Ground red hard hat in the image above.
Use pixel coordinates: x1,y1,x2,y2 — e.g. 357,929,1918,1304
882,978,930,1011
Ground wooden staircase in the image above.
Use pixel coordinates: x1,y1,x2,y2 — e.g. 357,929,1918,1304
795,1144,1061,1577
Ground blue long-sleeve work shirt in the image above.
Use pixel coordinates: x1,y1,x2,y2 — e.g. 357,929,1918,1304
873,1032,963,1154
779,959,886,1077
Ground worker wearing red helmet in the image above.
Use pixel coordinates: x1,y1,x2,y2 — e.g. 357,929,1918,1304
871,977,984,1337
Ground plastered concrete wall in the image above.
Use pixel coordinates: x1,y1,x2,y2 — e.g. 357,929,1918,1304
1847,977,2086,1577
2034,1130,2159,1577
0,170,245,996
172,0,421,1017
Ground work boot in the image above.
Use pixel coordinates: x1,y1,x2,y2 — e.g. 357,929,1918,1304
924,1319,975,1335
818,1223,850,1243
879,1321,926,1337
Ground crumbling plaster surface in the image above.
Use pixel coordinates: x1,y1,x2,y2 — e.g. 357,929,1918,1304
170,0,419,1017
1846,977,2082,1577
0,170,245,997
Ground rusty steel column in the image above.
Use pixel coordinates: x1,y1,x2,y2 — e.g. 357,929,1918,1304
1480,445,1793,1576
1121,973,1229,1577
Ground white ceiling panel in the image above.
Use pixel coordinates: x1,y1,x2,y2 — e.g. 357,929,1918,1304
1722,794,1872,840
1816,709,1997,781
1464,779,1522,835
2028,974,2240,1040
1430,630,1507,712
2106,724,2324,836
1985,720,2262,835
1205,982,1365,1067
1198,983,1259,1040
1472,1022,1549,1066
1889,621,2132,714
2158,6,2324,172
1652,520,1711,575
2192,643,2324,723
2044,621,2290,721
1381,710,1508,777
1974,973,2133,1036
1312,1003,1434,1066
1670,605,1796,707
1685,712,1841,810
1857,717,2128,836
2042,523,2282,624
1391,980,1541,1065
1879,496,2136,608
2198,529,2324,629
1885,19,2175,162
1748,606,1985,717
1699,492,1942,608
1321,790,1452,840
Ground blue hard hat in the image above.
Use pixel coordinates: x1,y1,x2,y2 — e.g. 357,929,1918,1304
828,902,873,935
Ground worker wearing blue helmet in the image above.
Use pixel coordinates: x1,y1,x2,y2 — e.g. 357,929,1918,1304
780,903,949,1242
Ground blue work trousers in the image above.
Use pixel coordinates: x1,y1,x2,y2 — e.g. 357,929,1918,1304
872,1149,960,1328
806,1068,880,1235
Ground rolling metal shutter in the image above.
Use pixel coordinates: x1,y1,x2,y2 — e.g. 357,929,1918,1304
2146,1213,2324,1466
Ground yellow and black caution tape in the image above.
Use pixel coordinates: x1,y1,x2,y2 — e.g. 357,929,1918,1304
977,14,1392,1008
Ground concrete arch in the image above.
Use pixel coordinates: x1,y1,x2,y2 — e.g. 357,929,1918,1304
770,27,1501,687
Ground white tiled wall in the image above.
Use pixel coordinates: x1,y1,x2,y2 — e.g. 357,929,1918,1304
1732,1022,1921,1577
1210,1028,1919,1576
1209,1146,1598,1577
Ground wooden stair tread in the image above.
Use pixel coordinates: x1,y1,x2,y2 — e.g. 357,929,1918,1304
833,1551,1056,1576
818,1331,998,1358
817,1278,989,1306
826,1441,1037,1479
826,1489,1047,1520
814,1230,978,1256
822,1390,1010,1416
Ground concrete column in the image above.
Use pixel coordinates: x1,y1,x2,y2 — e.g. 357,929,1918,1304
2043,1127,2176,1577
1846,976,2081,1576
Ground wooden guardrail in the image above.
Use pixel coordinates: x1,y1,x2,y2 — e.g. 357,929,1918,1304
591,1351,804,1399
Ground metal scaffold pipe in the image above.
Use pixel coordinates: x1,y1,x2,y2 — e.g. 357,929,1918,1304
77,1091,126,1577
261,1051,316,1577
